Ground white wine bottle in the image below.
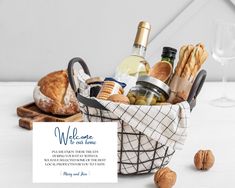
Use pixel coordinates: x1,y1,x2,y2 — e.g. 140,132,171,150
115,21,151,94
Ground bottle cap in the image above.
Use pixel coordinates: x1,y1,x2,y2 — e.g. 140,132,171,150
138,21,151,30
134,21,151,48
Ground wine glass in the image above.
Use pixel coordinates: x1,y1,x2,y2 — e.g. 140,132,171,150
211,20,235,107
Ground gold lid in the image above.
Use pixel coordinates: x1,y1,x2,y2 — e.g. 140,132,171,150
134,21,151,48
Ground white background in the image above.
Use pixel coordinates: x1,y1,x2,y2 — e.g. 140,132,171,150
0,0,235,81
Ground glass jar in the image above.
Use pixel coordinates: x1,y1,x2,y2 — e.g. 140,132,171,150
127,75,170,105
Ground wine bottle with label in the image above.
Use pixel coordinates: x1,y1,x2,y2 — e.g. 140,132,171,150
115,21,151,94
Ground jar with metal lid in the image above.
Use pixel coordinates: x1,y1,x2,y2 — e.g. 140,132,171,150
127,75,170,105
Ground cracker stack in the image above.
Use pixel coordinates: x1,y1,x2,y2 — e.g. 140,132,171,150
97,81,124,100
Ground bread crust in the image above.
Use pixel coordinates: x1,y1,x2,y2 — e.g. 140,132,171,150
34,70,80,115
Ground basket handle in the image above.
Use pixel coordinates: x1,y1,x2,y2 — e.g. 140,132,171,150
67,57,108,110
187,69,207,109
67,57,91,93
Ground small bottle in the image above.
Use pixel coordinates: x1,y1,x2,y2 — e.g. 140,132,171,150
115,21,151,94
161,47,177,68
149,47,177,83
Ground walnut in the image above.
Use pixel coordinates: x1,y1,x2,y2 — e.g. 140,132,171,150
194,150,215,170
154,167,177,188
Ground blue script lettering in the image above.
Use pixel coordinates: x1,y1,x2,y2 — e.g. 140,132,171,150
54,126,95,145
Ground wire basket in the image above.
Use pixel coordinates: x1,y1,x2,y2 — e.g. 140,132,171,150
67,57,207,175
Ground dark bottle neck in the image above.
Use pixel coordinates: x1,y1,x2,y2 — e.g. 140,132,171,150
161,47,177,67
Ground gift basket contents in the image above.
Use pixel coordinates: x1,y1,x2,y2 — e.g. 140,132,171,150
16,20,208,176
67,21,208,175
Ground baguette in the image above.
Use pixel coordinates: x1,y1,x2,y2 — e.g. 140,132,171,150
187,43,208,81
181,63,191,79
191,43,208,79
200,51,208,65
186,47,197,80
175,45,194,77
189,46,201,80
169,43,208,104
175,45,188,76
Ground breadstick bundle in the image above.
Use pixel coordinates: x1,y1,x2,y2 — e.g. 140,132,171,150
168,43,208,104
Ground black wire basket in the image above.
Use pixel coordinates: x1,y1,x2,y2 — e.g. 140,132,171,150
67,57,207,175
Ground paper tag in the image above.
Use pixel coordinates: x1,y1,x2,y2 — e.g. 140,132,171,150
33,122,117,183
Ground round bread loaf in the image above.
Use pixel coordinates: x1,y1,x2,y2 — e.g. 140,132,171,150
33,70,79,115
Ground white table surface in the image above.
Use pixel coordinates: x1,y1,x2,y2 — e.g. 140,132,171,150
1,82,235,188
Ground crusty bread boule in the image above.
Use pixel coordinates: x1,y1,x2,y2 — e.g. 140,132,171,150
33,70,79,115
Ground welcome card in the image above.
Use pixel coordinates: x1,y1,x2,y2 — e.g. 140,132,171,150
33,122,117,183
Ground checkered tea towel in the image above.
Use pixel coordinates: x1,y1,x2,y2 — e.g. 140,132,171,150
75,68,191,150
95,99,191,150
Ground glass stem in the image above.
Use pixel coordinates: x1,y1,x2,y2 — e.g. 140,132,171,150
221,62,227,98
